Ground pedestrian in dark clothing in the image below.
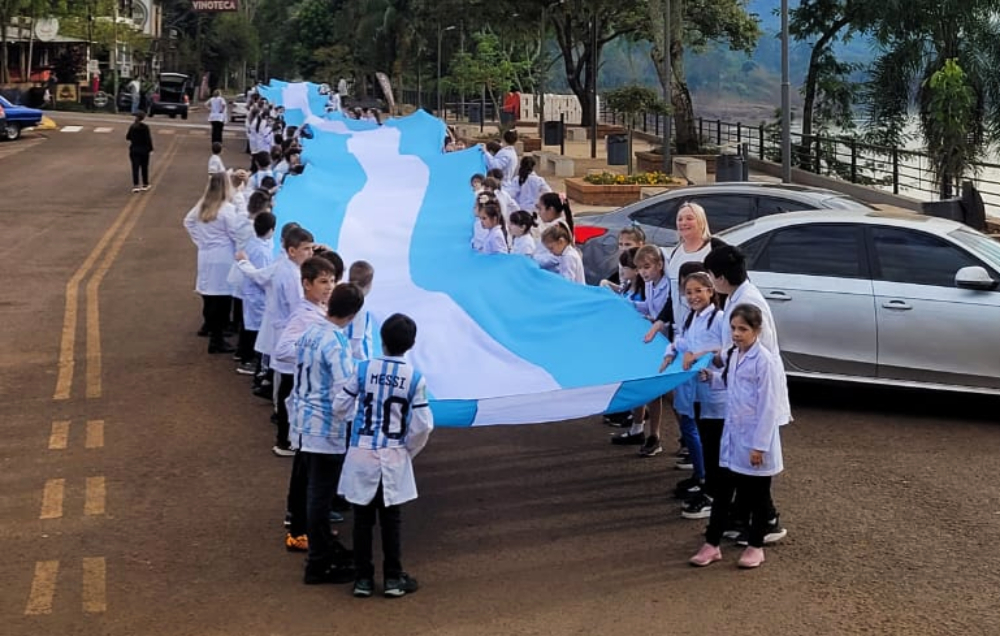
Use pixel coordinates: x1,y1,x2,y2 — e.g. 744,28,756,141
126,112,153,193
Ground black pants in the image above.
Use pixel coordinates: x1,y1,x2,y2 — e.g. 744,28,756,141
696,414,724,499
210,121,224,144
705,468,772,548
201,295,231,342
275,373,294,448
298,452,349,575
353,483,403,580
230,298,243,332
237,328,258,364
129,150,150,186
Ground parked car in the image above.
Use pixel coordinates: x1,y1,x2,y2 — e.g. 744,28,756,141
116,88,149,113
718,209,1000,394
0,95,43,140
575,183,876,284
148,72,191,119
229,94,248,122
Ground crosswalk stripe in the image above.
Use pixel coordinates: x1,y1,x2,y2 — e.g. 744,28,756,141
158,129,176,135
40,479,65,519
24,561,59,615
94,127,113,133
49,421,70,450
84,477,106,516
85,420,104,449
82,558,107,613
60,126,83,133
188,130,206,136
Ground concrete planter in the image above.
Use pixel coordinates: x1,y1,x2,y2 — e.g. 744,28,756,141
565,178,686,206
635,151,718,175
522,137,542,153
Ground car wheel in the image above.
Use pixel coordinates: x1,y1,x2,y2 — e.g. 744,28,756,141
181,112,188,120
169,114,176,119
4,123,21,140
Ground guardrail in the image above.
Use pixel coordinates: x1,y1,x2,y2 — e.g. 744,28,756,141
599,104,1000,214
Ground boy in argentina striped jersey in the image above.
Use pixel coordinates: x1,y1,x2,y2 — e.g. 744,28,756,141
333,313,433,599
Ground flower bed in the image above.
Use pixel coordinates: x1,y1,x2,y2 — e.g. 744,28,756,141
566,174,686,206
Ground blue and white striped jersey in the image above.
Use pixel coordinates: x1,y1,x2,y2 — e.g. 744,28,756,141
344,357,429,450
334,355,434,506
345,309,374,361
289,322,355,454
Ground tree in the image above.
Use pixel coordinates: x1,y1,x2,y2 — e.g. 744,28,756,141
548,0,647,127
924,59,977,198
643,0,760,153
604,85,668,173
449,31,533,132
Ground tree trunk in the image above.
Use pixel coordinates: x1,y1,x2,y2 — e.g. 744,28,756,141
0,11,8,84
650,0,698,153
799,17,851,169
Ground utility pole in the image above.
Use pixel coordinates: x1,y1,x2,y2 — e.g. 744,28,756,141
589,12,598,159
663,0,672,174
112,0,119,113
781,0,791,182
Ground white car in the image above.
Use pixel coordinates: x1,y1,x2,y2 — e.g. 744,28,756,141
718,209,1000,394
229,95,248,123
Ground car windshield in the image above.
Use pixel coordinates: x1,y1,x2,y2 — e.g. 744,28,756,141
821,195,877,210
950,228,1000,271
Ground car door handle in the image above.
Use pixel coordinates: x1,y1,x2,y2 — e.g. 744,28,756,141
882,300,912,310
764,291,792,302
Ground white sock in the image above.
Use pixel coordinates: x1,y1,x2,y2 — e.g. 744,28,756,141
629,422,644,436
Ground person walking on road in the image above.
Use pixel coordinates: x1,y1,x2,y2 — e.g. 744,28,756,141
207,89,227,145
125,112,153,193
129,77,142,115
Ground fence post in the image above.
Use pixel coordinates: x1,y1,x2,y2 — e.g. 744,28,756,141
699,118,704,143
892,147,900,194
716,119,722,145
560,112,565,157
850,138,858,183
655,113,660,138
642,112,647,133
758,125,765,159
814,137,821,173
737,122,742,144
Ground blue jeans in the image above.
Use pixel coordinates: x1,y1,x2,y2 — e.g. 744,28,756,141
679,414,706,482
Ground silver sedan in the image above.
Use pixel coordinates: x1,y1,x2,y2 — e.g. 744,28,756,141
718,209,1000,394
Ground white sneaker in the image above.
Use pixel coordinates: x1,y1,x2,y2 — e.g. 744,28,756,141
131,187,141,193
140,185,151,191
271,445,295,457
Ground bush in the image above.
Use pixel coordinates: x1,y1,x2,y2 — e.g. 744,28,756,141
584,171,685,186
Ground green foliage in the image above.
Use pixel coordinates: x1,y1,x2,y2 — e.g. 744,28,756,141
450,31,533,131
604,85,668,123
924,59,977,197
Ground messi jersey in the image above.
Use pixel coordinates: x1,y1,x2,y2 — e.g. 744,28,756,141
345,357,429,450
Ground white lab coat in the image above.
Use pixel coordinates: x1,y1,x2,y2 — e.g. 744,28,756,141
183,202,241,296
486,146,518,191
479,225,508,254
634,273,671,322
207,96,227,123
238,255,302,357
208,154,226,174
511,233,535,256
710,342,784,476
272,298,327,375
514,172,552,212
721,281,792,426
555,246,585,283
532,217,570,271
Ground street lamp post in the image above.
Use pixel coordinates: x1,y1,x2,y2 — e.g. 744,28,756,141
437,24,456,117
663,0,672,174
781,0,791,182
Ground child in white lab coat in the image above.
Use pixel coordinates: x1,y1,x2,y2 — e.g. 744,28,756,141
334,313,434,598
470,192,494,252
540,224,584,283
476,200,509,255
689,303,784,570
513,156,552,212
508,210,537,256
532,192,575,271
345,261,376,361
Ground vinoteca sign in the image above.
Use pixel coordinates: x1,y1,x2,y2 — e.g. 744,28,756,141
191,0,238,11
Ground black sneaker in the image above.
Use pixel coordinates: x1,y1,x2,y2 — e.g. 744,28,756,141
304,564,355,585
673,477,703,499
384,573,419,598
284,511,292,528
353,578,374,598
638,435,663,457
675,450,693,470
610,431,644,445
681,494,713,519
603,412,633,428
736,516,788,546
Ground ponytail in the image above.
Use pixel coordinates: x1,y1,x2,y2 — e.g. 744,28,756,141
518,157,536,186
539,192,574,233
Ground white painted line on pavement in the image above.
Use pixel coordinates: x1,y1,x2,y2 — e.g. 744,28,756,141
60,126,83,133
85,420,104,448
188,130,206,136
24,561,59,615
158,129,176,135
48,420,70,450
84,477,106,516
39,479,65,519
94,127,113,133
82,557,107,613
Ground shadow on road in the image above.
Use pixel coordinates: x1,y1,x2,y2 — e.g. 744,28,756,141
789,379,998,422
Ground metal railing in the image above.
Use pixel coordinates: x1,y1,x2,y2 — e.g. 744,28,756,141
598,103,1000,213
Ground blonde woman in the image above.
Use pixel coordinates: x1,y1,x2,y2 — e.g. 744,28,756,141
183,172,242,353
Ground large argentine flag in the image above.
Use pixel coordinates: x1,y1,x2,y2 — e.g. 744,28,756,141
265,81,707,426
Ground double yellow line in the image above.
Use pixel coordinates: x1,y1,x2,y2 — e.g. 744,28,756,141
53,138,180,401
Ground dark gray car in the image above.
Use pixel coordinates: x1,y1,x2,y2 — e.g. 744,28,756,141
575,182,877,284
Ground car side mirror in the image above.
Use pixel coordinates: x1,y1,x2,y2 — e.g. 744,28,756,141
955,266,999,291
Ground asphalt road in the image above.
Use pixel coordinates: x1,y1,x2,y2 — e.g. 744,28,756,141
1,113,999,636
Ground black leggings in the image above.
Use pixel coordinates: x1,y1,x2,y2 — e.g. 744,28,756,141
201,295,231,340
210,121,224,144
705,469,772,548
129,151,150,186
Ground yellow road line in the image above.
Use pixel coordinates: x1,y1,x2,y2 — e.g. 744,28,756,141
53,136,179,400
85,419,105,448
82,557,107,613
84,477,106,516
85,138,181,399
48,420,70,450
39,479,65,519
24,561,59,615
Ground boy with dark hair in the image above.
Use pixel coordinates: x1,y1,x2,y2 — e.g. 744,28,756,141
237,226,315,455
345,260,375,360
294,283,366,585
334,313,434,598
275,254,343,552
208,141,226,174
